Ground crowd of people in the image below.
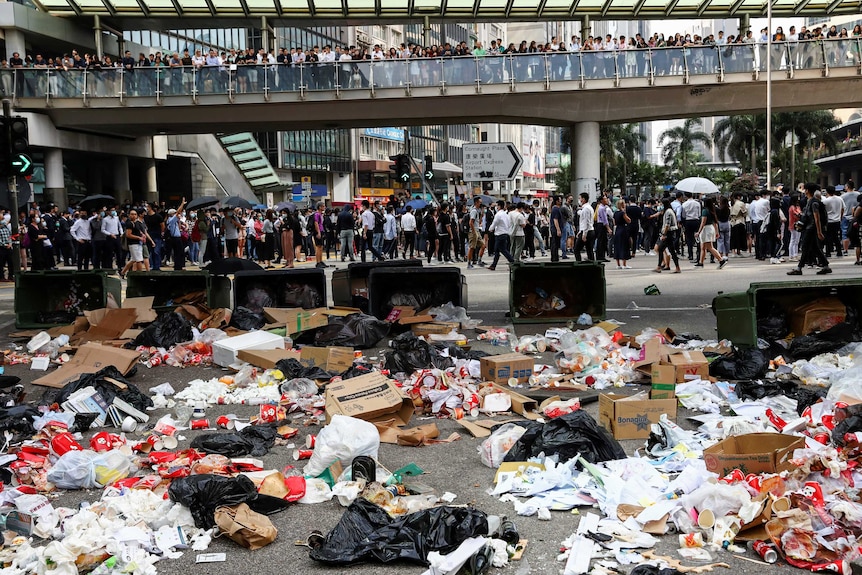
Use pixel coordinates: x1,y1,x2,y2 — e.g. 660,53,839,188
5,24,862,97
0,178,853,281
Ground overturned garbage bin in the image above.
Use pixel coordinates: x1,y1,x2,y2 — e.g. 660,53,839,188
331,259,423,312
713,278,862,347
509,261,606,324
14,270,122,328
233,268,326,311
126,270,231,313
367,266,467,320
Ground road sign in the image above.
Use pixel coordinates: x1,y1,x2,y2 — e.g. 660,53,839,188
10,154,31,176
301,176,312,195
462,143,522,182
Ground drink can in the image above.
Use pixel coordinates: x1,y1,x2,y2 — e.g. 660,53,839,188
216,415,235,430
293,449,313,460
751,540,778,564
50,432,83,456
811,560,849,574
190,419,210,430
305,435,316,448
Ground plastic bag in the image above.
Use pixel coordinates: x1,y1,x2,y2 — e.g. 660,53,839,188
734,379,797,402
92,450,135,486
428,303,481,329
296,313,389,350
132,312,194,348
503,410,626,465
384,332,454,374
298,478,333,504
479,423,527,468
274,358,332,381
630,567,683,575
280,378,318,398
40,366,152,413
168,474,289,529
282,283,323,309
191,425,278,457
308,498,488,565
709,348,769,380
304,415,380,477
198,328,228,345
229,306,266,331
47,450,99,489
240,285,275,312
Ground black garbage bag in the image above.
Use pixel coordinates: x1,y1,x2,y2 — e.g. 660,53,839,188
282,283,323,309
503,410,626,465
241,285,275,312
630,566,683,575
131,312,194,349
384,332,453,373
339,364,375,380
295,313,389,350
0,405,41,435
709,348,769,380
229,306,266,331
757,303,789,340
788,307,862,360
309,498,488,565
832,415,862,446
40,366,153,414
190,425,277,457
796,388,827,416
168,474,288,529
274,357,333,381
36,311,78,325
735,379,798,401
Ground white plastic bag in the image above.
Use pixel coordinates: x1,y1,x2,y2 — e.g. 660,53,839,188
47,450,99,489
92,450,135,486
298,478,333,504
303,415,380,477
479,423,527,468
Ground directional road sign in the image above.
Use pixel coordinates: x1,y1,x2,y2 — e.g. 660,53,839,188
10,154,32,176
462,143,523,182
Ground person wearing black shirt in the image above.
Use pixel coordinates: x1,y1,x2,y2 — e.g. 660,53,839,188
550,196,564,262
143,204,164,270
336,205,355,262
788,184,831,275
437,203,452,263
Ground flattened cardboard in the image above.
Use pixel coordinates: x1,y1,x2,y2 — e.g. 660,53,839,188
457,419,492,438
237,348,301,370
78,308,138,343
411,322,460,337
300,346,354,373
631,338,661,369
123,296,158,324
480,353,534,384
488,383,540,419
598,393,678,440
324,370,414,426
33,343,140,388
703,433,804,476
263,307,329,335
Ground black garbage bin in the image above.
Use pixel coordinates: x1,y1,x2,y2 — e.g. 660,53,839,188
126,270,231,313
233,268,327,311
509,261,606,323
366,266,467,319
331,259,423,311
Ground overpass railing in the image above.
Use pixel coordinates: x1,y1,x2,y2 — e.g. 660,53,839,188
8,38,861,104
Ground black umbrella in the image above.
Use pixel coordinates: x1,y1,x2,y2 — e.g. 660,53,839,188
79,194,115,210
224,196,254,210
203,257,264,275
186,196,220,211
275,201,296,212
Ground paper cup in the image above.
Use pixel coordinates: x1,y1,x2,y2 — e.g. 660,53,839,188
161,436,179,450
145,434,164,451
216,415,236,430
772,496,791,513
121,416,138,433
305,435,316,449
697,508,715,529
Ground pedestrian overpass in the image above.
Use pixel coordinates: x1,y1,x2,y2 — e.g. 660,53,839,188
12,41,862,135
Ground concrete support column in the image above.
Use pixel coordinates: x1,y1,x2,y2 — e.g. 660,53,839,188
581,15,591,39
572,122,600,201
739,14,750,38
144,159,158,205
423,16,431,48
44,148,68,210
4,28,25,62
113,156,130,201
94,15,104,60
261,16,269,53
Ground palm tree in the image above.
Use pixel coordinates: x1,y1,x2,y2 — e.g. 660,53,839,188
658,118,711,177
599,123,646,192
712,114,766,174
773,111,839,186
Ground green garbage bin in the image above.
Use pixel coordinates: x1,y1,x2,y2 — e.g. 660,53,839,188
712,278,862,347
509,261,606,324
14,270,122,329
125,270,231,313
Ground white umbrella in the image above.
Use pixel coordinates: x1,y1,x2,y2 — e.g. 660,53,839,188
674,177,719,196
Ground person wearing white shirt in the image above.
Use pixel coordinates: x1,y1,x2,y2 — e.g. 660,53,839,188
70,210,92,270
750,192,770,259
100,209,122,271
681,194,702,261
487,201,514,270
401,206,417,258
574,193,595,261
509,203,527,262
382,205,397,258
338,47,353,87
823,186,845,257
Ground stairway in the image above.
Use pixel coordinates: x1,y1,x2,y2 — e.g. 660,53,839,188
216,133,284,195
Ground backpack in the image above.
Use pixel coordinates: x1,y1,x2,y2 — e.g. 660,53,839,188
307,214,317,234
461,212,471,235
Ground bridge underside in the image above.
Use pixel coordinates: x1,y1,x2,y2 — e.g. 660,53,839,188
16,68,861,136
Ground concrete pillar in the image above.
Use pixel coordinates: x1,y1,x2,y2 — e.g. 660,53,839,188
581,15,591,39
94,15,103,60
423,16,431,48
113,156,130,201
144,159,158,205
261,16,269,53
739,14,750,38
572,122,600,202
44,148,68,210
4,28,25,63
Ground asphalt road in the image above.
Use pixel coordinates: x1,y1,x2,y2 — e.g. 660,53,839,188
0,250,850,575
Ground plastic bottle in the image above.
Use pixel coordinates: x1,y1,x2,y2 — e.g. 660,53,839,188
283,335,294,350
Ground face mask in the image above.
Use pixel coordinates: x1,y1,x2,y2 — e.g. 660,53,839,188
111,211,117,217
2,214,9,224
100,211,105,217
34,217,40,224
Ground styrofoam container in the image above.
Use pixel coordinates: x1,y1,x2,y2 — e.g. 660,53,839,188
212,331,285,367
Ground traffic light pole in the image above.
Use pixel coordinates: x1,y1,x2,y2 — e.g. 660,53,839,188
2,100,19,275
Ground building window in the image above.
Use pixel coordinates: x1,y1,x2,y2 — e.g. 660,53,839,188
360,136,371,157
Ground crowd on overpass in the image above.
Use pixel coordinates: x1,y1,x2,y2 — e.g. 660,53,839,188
4,24,862,97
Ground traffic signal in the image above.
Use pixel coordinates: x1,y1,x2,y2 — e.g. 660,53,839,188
423,155,434,181
389,154,410,183
2,117,32,177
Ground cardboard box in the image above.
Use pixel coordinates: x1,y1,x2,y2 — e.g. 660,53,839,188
263,307,329,335
651,350,709,384
212,331,285,367
33,342,141,388
650,382,676,400
300,346,354,373
789,297,846,337
703,433,805,476
123,297,158,324
480,353,534,384
324,370,414,426
598,393,678,440
488,383,539,419
411,322,460,337
237,348,300,370
629,338,662,369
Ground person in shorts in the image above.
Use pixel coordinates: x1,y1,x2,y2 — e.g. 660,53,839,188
466,197,485,269
120,209,147,278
